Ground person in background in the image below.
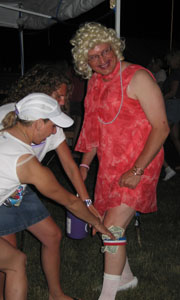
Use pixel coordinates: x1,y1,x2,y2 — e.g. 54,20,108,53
162,50,180,180
2,62,83,149
2,63,71,114
49,59,86,148
70,22,169,300
148,56,167,90
0,93,113,300
0,237,27,300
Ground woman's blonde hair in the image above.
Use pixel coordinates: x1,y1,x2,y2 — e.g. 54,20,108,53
0,112,33,131
0,111,49,132
70,22,125,79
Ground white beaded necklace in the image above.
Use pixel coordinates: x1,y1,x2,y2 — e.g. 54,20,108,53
98,61,124,125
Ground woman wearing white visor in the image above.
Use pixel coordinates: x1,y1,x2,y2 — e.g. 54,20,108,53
0,93,113,300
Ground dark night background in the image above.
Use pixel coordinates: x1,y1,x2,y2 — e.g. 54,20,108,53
0,1,180,168
0,0,179,72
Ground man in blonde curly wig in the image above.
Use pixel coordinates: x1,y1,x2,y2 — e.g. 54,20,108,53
70,22,125,79
70,22,170,300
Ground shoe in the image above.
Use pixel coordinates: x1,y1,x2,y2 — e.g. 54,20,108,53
163,167,176,181
92,277,138,293
117,276,138,291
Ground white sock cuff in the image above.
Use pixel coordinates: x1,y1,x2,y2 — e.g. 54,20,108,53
104,273,121,281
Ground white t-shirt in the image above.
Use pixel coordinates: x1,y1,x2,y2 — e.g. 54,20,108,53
0,132,34,204
0,102,66,205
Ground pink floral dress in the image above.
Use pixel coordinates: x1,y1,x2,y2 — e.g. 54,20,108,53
75,62,164,216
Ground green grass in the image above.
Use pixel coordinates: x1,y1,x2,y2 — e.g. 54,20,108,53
18,155,180,300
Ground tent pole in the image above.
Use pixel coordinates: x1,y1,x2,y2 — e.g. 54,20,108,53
19,28,24,76
18,3,24,77
115,0,121,38
170,0,174,52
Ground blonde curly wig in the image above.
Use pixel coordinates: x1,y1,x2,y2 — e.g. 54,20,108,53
70,22,125,79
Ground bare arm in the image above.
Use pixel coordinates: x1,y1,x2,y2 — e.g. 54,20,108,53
56,141,101,219
56,141,89,197
119,69,170,189
16,155,111,236
79,147,97,181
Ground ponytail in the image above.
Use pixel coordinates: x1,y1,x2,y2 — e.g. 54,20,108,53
1,111,17,130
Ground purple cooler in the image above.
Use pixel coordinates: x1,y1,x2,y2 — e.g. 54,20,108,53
66,210,89,239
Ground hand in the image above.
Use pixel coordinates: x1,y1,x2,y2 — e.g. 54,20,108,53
87,205,102,236
93,220,115,240
119,169,141,189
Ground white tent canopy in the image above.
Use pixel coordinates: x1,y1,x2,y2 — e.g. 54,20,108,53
0,0,107,75
0,0,105,29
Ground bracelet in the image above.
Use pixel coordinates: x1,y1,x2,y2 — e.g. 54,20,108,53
131,166,144,176
79,164,90,171
83,199,92,207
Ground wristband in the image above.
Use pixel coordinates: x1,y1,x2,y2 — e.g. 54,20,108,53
84,199,92,207
79,164,90,171
131,166,144,176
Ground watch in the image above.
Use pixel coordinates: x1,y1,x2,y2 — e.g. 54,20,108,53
84,199,92,207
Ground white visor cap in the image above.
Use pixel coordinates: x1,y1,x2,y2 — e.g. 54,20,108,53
15,93,74,128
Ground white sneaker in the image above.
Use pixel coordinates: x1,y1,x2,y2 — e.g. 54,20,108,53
92,276,138,292
117,276,138,291
163,167,176,181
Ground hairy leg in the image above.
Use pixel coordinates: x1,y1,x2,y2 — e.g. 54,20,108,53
104,204,135,275
98,204,135,300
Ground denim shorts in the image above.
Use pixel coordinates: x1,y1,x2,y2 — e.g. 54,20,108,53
0,186,50,236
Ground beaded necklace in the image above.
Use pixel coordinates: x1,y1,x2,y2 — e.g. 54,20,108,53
98,61,123,125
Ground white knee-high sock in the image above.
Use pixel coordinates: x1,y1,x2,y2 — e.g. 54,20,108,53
120,257,134,285
98,273,121,300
